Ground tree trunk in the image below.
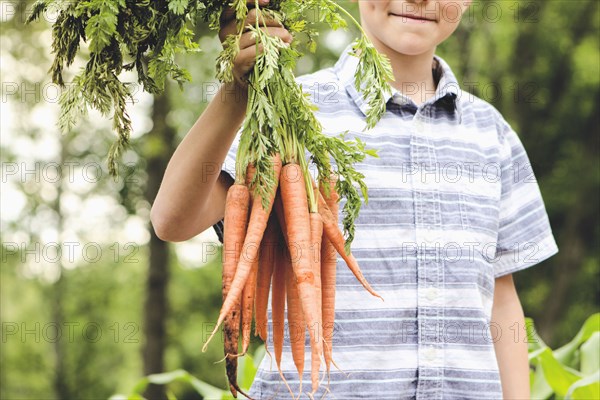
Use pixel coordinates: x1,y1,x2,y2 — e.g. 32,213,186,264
537,226,584,343
142,87,177,400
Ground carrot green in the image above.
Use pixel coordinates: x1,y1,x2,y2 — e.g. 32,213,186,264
26,0,394,249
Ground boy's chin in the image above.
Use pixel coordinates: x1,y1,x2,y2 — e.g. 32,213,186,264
382,39,436,57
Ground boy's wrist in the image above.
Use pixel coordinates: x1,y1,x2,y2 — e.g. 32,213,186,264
218,81,248,110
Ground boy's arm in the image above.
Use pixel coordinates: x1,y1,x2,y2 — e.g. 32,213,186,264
151,82,247,242
491,273,531,400
150,2,291,242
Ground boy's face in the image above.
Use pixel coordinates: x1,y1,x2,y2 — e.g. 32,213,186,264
357,0,471,56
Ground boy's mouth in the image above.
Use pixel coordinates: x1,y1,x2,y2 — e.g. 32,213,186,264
388,12,436,23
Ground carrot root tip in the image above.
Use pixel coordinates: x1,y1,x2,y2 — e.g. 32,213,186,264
319,383,332,400
330,358,349,377
277,365,294,400
215,354,227,364
202,320,223,352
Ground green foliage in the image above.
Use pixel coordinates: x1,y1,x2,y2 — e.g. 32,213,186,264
214,0,392,244
351,35,394,130
528,314,600,399
27,0,393,246
0,244,145,399
85,1,121,54
25,0,203,178
307,132,379,252
110,346,263,400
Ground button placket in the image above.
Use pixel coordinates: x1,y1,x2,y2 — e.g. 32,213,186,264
412,112,444,399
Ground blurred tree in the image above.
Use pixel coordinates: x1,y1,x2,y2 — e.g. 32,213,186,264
506,0,599,343
141,88,177,400
1,1,148,397
438,0,600,346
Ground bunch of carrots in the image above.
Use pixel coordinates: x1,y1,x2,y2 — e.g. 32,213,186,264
202,153,383,399
197,1,394,398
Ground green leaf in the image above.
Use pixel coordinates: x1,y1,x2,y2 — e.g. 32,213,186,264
130,377,150,394
126,369,226,400
530,363,554,400
168,0,188,15
145,370,188,385
580,332,600,375
555,313,600,366
187,375,228,399
253,345,266,369
565,371,600,400
25,0,50,24
238,353,258,390
529,346,549,362
85,2,118,54
536,348,582,397
525,317,547,353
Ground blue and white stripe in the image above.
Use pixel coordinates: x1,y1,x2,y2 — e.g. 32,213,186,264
219,44,558,399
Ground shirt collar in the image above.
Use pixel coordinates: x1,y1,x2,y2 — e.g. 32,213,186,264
334,44,462,123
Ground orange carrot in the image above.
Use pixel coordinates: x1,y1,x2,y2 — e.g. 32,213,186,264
240,163,259,355
254,214,278,342
309,211,324,394
203,154,283,351
280,162,323,394
319,177,339,375
273,190,289,245
286,242,305,396
272,237,287,369
221,183,251,398
311,213,324,323
241,257,259,354
311,178,383,301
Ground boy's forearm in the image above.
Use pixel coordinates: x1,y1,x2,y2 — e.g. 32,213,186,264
491,274,531,400
151,82,248,241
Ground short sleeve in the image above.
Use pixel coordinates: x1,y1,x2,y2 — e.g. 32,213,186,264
492,119,559,278
213,127,242,243
221,127,242,182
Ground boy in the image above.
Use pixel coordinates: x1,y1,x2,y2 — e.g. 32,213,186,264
151,0,559,398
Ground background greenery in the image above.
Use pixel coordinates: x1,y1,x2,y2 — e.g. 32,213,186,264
1,1,598,399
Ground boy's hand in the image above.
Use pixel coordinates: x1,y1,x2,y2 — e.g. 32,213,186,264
218,0,292,90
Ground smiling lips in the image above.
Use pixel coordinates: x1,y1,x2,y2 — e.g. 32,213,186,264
389,12,436,22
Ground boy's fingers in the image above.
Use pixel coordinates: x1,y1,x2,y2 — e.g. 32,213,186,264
219,22,236,43
219,3,279,42
237,44,265,71
245,8,283,30
238,27,292,49
221,0,270,26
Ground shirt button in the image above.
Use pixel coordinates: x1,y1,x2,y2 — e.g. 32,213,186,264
426,287,438,301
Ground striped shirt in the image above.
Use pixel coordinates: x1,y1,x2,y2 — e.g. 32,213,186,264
217,44,559,399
